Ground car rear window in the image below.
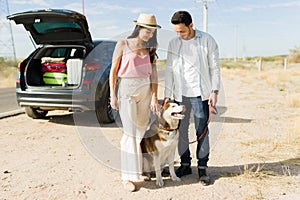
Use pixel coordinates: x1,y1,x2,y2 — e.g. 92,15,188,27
33,22,82,34
50,48,67,57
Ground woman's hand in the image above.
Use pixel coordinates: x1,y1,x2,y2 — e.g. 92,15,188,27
110,95,119,110
150,96,160,115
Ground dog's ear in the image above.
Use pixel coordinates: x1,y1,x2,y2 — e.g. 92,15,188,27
163,102,170,110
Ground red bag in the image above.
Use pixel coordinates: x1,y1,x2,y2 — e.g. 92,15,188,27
42,62,67,73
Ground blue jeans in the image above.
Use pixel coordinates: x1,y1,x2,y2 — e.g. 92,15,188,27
176,96,210,168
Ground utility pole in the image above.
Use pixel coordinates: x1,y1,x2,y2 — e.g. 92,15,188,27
82,0,85,15
0,0,16,61
195,0,214,32
233,25,238,62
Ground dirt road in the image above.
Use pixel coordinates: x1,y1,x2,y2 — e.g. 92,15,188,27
1,64,300,200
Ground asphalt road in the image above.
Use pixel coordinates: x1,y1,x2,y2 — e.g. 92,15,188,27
0,87,20,113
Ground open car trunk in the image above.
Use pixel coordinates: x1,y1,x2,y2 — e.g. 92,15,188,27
25,45,86,88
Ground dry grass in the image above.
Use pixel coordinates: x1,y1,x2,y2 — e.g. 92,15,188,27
288,117,300,145
288,54,300,63
286,94,300,108
220,60,257,70
255,64,300,98
283,158,300,167
257,69,289,85
243,163,279,178
243,193,264,200
0,66,17,88
242,117,300,179
239,137,282,155
215,61,300,198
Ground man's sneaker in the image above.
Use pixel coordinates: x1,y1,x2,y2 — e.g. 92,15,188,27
198,168,210,186
175,165,192,178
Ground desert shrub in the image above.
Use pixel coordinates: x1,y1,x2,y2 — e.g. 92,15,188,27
0,57,18,69
288,45,300,63
220,60,246,69
288,54,300,63
262,56,286,63
220,59,258,70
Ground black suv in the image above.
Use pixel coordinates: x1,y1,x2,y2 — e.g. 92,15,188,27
7,9,116,123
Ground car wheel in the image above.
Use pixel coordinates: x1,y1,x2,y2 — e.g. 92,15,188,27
25,106,48,119
95,79,114,124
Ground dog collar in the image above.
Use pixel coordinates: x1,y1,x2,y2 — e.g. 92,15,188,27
159,123,178,132
162,128,177,132
163,128,175,131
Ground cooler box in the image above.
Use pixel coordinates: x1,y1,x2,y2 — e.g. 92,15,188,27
66,59,83,85
43,72,67,85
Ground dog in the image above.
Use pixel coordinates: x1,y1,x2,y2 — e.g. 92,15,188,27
141,102,185,187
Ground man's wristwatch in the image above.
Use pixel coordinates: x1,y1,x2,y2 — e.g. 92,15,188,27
212,90,219,95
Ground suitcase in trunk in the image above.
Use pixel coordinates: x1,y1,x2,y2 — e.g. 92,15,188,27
66,59,83,85
43,72,67,85
42,62,67,73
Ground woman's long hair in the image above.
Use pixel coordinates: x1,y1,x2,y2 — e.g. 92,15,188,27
127,25,158,63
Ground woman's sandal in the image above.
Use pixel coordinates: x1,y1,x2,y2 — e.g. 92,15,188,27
122,181,136,192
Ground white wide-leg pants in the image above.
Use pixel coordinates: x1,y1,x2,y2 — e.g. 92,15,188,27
118,78,151,181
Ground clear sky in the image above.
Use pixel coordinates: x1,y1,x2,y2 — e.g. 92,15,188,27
2,0,300,59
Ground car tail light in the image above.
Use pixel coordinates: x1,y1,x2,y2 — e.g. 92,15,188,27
85,62,102,71
16,62,24,83
82,80,92,85
17,62,21,71
82,62,102,89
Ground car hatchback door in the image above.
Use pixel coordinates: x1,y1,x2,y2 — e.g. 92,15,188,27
7,9,93,46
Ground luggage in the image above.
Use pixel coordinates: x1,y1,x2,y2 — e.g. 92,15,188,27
43,72,67,85
41,57,65,63
42,62,67,73
41,57,66,73
66,59,83,85
41,57,82,86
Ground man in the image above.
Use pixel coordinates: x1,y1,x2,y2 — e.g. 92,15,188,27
163,11,220,185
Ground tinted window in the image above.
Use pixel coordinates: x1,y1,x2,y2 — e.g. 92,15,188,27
33,22,82,34
49,48,67,57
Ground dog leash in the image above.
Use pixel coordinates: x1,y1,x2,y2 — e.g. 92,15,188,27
188,104,216,144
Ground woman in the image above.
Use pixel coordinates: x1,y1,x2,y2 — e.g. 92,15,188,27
109,13,161,191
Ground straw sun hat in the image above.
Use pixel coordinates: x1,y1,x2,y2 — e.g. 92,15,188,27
133,13,161,29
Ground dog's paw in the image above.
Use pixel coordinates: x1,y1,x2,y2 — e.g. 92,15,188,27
156,179,164,187
142,172,152,181
171,176,181,182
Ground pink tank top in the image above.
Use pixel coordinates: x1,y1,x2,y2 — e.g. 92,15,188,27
118,41,152,78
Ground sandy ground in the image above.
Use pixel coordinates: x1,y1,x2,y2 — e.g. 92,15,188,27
1,63,300,200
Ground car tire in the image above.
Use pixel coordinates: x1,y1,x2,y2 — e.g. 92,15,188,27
95,79,114,124
25,106,48,119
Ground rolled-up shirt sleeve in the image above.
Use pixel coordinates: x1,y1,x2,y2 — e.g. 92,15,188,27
164,42,174,99
208,36,220,91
